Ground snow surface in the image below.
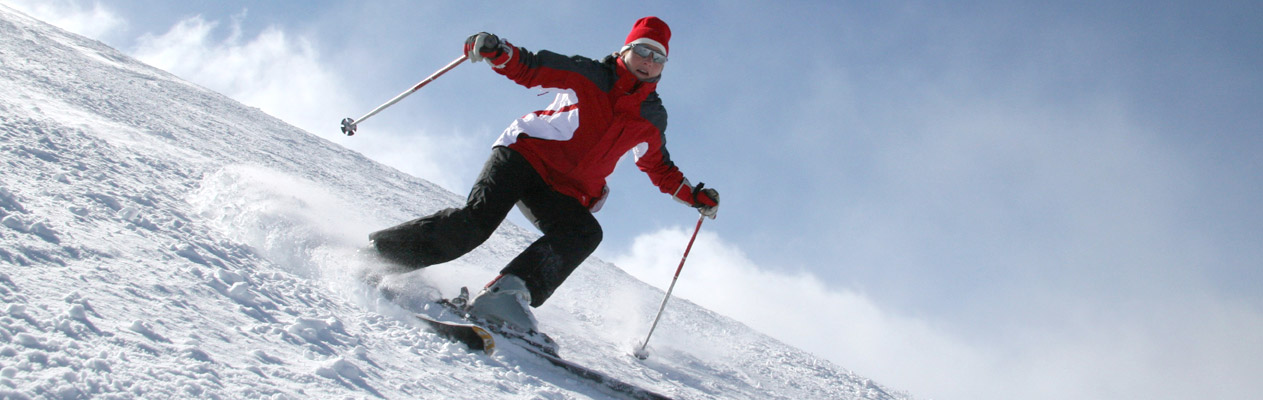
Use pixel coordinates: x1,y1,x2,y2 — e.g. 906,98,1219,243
0,5,909,399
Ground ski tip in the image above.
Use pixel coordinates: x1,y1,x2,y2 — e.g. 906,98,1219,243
473,325,496,356
415,313,496,356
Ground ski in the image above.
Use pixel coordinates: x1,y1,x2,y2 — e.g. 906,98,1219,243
437,287,560,357
424,288,673,400
516,343,674,400
413,313,496,355
422,316,672,400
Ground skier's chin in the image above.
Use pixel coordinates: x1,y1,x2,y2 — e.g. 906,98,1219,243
634,69,657,81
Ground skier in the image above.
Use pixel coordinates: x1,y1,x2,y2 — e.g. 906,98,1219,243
369,16,719,333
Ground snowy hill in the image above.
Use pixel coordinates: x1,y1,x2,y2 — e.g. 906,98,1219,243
0,5,907,399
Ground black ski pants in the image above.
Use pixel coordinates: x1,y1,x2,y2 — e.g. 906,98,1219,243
369,146,602,307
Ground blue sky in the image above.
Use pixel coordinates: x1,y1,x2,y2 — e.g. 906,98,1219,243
7,1,1261,399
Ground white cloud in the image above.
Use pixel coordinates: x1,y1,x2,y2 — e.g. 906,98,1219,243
2,0,126,42
611,226,1263,400
610,226,996,399
126,12,474,191
131,13,346,139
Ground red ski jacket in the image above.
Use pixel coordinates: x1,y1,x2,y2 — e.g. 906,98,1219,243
489,45,686,212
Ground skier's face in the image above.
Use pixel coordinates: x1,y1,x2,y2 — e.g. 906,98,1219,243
622,44,665,81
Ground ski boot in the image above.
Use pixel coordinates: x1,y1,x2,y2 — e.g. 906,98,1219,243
468,274,538,333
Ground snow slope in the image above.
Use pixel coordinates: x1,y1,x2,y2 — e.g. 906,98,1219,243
0,6,908,399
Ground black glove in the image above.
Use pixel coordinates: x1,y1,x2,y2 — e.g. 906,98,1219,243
673,181,720,218
464,32,505,64
693,183,720,218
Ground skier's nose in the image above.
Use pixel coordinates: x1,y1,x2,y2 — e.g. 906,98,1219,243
637,56,652,68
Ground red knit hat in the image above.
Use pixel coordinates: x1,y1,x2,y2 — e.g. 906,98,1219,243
624,16,671,56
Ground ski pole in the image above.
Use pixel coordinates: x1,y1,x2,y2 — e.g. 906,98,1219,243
340,54,468,136
634,213,705,360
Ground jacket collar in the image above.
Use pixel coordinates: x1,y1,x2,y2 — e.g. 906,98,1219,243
613,54,659,95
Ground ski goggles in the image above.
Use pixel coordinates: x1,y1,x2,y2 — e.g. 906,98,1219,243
628,43,668,64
